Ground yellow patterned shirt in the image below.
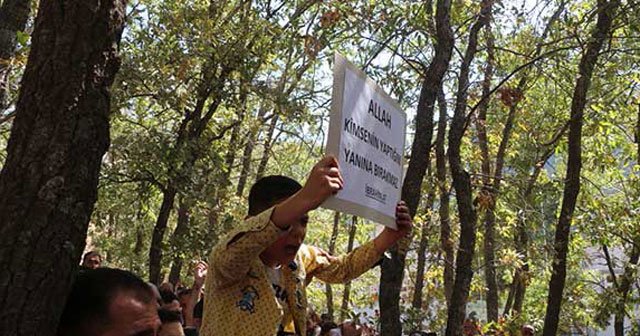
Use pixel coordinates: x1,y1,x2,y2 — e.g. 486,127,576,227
199,207,381,336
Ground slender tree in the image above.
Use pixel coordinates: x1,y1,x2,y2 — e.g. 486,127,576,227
475,16,498,322
379,0,453,333
542,1,619,334
325,211,341,319
445,0,493,334
500,2,566,315
436,89,454,304
412,183,435,312
0,0,127,334
340,215,358,321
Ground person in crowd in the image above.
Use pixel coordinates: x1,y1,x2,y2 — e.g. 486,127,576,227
320,321,340,336
183,261,207,334
81,251,102,270
200,156,413,336
521,324,534,336
306,308,321,336
158,308,186,336
339,320,362,336
58,268,160,336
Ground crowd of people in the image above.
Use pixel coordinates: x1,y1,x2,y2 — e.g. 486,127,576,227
57,156,541,335
58,156,414,336
61,250,382,336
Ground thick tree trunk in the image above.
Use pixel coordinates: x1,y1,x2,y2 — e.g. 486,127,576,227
168,201,190,285
0,0,126,334
340,216,358,321
379,1,453,334
445,1,493,335
325,211,340,320
436,90,454,305
542,1,618,334
149,186,177,284
0,0,32,111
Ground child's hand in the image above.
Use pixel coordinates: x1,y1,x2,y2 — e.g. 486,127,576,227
192,261,208,288
373,201,413,254
392,201,412,238
300,155,344,209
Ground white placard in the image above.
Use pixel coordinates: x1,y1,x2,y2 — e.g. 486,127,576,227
322,53,406,229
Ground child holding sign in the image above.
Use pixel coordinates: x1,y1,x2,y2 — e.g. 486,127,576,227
200,155,412,336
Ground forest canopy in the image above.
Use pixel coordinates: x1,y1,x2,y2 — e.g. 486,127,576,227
0,0,638,335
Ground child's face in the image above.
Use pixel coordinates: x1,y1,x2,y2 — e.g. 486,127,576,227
262,212,308,266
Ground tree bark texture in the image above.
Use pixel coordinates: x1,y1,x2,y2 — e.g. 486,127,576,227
0,0,32,110
542,1,618,334
379,0,453,334
445,1,493,335
0,0,127,334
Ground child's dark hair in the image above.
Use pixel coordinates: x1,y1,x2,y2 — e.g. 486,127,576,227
248,175,302,216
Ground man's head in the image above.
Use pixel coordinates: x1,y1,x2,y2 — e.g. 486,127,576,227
250,175,307,266
340,320,362,336
177,288,192,312
82,251,102,269
58,268,160,336
521,325,534,336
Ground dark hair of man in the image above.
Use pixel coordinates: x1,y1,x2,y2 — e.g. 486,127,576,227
158,307,183,323
177,287,192,299
57,268,155,336
82,250,101,262
248,175,302,216
159,287,179,304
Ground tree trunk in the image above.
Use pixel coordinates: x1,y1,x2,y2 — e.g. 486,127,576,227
149,186,177,284
613,247,640,336
542,1,618,334
475,17,499,323
255,113,279,181
168,201,190,286
325,211,340,320
445,1,493,335
340,215,358,321
205,89,250,239
436,90,454,305
495,3,565,316
412,174,435,312
379,1,453,334
236,104,268,197
0,0,126,334
612,104,640,336
0,0,32,111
